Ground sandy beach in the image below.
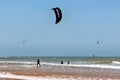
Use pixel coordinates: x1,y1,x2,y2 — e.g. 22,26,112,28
0,64,120,80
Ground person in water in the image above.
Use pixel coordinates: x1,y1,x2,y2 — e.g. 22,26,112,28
37,59,40,67
61,60,63,64
67,60,70,64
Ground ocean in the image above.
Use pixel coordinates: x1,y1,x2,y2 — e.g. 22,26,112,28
0,56,120,69
0,56,120,80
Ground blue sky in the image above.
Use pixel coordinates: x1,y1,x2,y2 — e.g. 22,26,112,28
0,0,120,56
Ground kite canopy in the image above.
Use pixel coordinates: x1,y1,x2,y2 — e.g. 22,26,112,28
52,7,62,24
97,41,99,44
23,40,27,44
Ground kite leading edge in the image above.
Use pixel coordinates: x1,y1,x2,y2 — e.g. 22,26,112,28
52,7,62,24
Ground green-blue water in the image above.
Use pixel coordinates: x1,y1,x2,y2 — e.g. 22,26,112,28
0,56,120,64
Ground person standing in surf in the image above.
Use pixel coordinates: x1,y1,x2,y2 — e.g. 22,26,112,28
67,60,70,64
61,60,63,64
37,59,40,67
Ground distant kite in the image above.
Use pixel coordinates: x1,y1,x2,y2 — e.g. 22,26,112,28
97,41,99,44
23,40,27,44
52,7,62,24
92,54,95,58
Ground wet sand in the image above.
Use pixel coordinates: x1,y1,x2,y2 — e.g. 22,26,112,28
0,78,21,80
0,65,120,80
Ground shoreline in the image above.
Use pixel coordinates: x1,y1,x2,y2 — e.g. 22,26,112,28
0,65,120,80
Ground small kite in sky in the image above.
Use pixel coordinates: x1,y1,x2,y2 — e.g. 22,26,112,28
52,7,62,24
23,40,27,44
97,41,99,44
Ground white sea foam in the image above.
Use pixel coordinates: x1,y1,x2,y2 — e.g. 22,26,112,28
112,61,120,64
0,72,119,80
42,63,120,70
0,61,36,64
68,64,120,69
0,72,86,80
1,61,120,70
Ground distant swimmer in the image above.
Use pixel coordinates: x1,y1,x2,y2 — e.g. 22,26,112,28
37,59,41,67
67,60,70,64
61,60,63,64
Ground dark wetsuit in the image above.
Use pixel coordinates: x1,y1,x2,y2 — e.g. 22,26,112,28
37,59,40,67
61,60,63,64
68,61,69,64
